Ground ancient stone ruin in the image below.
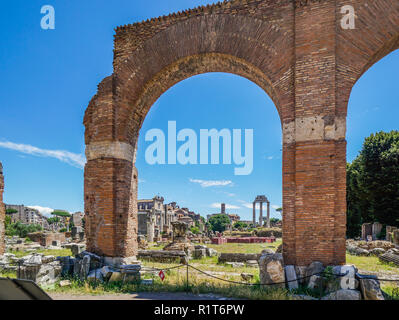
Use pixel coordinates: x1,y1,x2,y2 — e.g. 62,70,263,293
163,221,193,252
361,222,383,241
258,252,387,300
252,195,270,227
82,0,399,266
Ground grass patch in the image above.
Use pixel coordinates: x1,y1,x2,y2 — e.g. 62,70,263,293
0,270,17,278
207,239,282,254
346,253,399,274
382,284,399,300
6,248,72,258
48,269,292,300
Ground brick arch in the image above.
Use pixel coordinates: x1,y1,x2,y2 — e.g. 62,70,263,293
83,0,399,266
336,0,399,117
122,53,284,148
110,12,295,147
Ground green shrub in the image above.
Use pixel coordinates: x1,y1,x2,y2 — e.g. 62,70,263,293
254,227,282,238
190,226,200,235
6,222,43,238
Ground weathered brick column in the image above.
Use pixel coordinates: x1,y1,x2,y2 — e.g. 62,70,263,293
84,77,138,264
281,1,347,266
0,162,5,255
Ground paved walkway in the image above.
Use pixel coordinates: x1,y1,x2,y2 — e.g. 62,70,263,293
50,292,232,300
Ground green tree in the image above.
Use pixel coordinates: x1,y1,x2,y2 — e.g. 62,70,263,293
347,130,399,236
233,221,248,230
190,226,200,234
5,221,42,238
47,217,60,224
208,214,231,233
4,215,12,227
269,218,281,226
51,210,71,217
6,208,17,214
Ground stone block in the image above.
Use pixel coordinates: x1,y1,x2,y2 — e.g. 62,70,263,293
359,278,385,300
321,289,361,300
193,248,206,259
87,269,104,283
307,275,323,290
284,265,298,290
258,253,285,288
206,248,218,257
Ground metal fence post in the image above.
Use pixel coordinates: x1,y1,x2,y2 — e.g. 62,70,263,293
186,264,189,293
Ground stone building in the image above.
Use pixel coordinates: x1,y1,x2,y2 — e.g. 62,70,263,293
0,162,5,255
5,204,49,229
137,196,165,238
137,195,204,240
72,211,85,227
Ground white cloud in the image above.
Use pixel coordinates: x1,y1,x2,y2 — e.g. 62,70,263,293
224,192,236,197
242,202,254,209
272,205,281,210
189,178,233,188
266,156,274,160
27,205,54,217
237,200,253,209
0,140,86,169
210,203,240,210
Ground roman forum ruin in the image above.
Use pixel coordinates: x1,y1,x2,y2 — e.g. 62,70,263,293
63,0,398,266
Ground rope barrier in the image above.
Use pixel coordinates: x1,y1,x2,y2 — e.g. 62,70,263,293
2,260,399,284
187,264,350,286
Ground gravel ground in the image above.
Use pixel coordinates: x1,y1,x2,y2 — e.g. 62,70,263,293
49,292,233,300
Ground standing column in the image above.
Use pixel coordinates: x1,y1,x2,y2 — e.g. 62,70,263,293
288,0,346,266
252,202,256,226
159,210,164,234
259,202,263,227
147,214,155,242
84,77,138,261
266,201,270,228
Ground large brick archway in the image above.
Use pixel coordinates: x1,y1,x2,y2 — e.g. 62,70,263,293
83,0,399,266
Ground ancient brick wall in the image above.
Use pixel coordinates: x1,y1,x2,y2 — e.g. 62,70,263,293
0,163,4,255
27,232,66,247
83,0,399,265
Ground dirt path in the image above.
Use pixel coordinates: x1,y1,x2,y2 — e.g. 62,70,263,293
50,292,233,300
358,269,399,281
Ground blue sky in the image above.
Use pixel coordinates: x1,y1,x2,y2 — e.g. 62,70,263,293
0,1,398,220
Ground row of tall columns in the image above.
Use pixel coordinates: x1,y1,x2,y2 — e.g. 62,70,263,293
252,199,270,227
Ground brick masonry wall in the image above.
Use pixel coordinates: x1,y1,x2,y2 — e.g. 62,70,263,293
27,232,66,247
83,0,399,265
0,163,4,255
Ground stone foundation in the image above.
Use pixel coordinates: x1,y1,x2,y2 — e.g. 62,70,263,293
259,252,386,300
